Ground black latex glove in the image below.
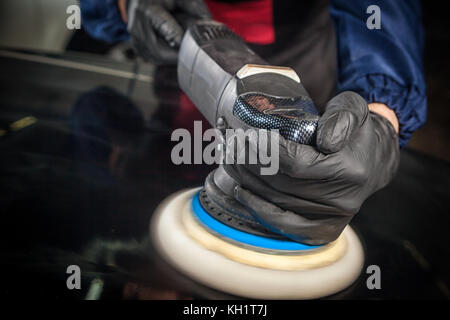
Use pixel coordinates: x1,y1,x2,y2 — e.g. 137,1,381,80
224,91,400,245
127,0,211,65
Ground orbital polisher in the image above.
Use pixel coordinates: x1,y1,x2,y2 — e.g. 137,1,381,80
151,21,364,299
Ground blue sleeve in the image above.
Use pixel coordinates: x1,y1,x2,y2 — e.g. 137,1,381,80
330,0,427,147
80,0,130,44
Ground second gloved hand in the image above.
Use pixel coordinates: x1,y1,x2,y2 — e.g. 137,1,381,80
225,91,400,245
127,0,211,64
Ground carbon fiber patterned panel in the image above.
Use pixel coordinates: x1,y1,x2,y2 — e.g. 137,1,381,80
233,93,319,145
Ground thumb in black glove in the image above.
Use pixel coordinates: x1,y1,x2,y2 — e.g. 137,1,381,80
227,91,400,245
127,0,211,64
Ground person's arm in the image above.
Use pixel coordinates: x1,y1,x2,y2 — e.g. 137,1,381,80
330,0,426,147
82,0,211,64
79,0,129,44
118,0,128,23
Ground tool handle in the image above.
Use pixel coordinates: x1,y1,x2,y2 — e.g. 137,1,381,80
178,21,318,145
178,21,266,125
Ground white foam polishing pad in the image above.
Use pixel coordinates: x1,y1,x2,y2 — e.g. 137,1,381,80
151,188,364,299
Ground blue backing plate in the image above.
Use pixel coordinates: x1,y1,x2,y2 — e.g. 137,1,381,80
191,192,321,251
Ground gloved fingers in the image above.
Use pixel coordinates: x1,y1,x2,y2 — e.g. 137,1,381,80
174,12,203,30
277,136,340,180
129,6,179,64
176,0,211,19
150,39,179,64
128,8,156,58
146,5,184,47
225,130,338,180
225,163,360,212
317,91,369,154
370,111,399,142
369,112,401,185
234,185,350,245
130,30,178,64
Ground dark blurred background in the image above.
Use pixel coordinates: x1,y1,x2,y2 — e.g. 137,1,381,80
409,2,450,162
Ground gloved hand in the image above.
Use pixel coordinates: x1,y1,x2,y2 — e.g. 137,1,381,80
126,0,211,64
224,91,400,245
